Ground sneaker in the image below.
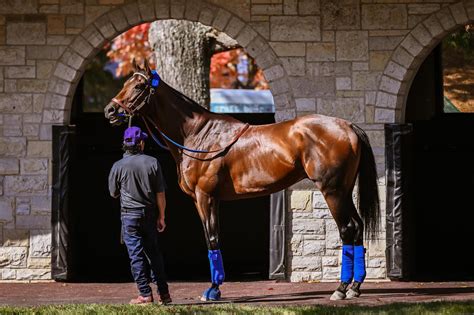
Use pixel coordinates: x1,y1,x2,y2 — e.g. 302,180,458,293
129,295,154,305
158,293,172,305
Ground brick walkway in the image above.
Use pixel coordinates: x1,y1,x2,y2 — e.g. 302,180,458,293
1,281,474,307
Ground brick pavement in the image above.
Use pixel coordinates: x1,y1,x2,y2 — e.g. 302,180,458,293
0,281,474,307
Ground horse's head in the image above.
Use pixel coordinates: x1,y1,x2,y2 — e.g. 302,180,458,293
104,59,159,125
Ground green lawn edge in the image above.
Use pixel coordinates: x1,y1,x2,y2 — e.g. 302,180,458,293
1,301,474,315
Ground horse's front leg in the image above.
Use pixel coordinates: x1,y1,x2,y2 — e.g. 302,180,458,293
194,190,224,301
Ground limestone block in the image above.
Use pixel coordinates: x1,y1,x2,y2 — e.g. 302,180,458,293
322,256,338,267
362,4,407,30
289,271,321,282
26,46,64,60
236,26,258,48
245,36,268,58
295,98,316,111
0,94,33,114
43,110,69,124
272,94,292,110
28,257,51,268
30,230,52,257
0,46,25,66
107,9,129,33
47,15,65,35
292,217,325,234
82,25,105,48
466,0,474,20
4,175,48,196
40,125,53,141
302,240,325,256
47,35,74,45
291,76,335,98
391,47,415,70
252,4,282,15
375,108,395,123
422,15,445,40
291,255,322,271
0,159,19,175
1,269,16,280
270,16,320,41
325,220,341,249
336,77,351,91
274,109,296,122
27,141,52,157
0,0,37,14
449,2,469,25
17,80,49,93
20,159,48,175
15,268,51,280
71,35,94,58
94,14,117,39
312,192,326,209
85,6,110,25
322,266,339,279
0,247,27,267
36,61,56,79
411,24,433,47
2,229,29,246
290,234,303,255
280,57,305,76
122,2,141,25
435,7,456,31
263,64,284,82
31,196,51,212
16,215,51,229
369,51,390,71
379,76,401,95
290,190,312,211
336,31,368,61
368,239,386,257
292,211,314,219
224,17,245,39
0,176,3,196
212,9,231,31
307,43,335,62
368,257,385,268
408,4,440,15
54,62,76,82
317,97,365,123
5,66,35,79
7,23,46,45
0,197,14,222
384,61,407,81
16,197,31,215
322,0,360,30
369,36,403,51
365,130,384,148
270,42,305,57
0,137,27,157
366,267,386,279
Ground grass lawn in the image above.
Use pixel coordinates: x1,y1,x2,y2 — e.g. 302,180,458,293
1,301,474,314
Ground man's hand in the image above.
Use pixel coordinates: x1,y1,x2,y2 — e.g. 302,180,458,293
157,217,166,232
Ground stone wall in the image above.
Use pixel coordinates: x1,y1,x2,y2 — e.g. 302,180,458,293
1,0,473,281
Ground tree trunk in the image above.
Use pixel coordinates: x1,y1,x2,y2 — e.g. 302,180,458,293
148,20,239,109
149,20,213,109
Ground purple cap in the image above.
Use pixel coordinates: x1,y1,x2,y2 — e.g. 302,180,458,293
123,126,148,146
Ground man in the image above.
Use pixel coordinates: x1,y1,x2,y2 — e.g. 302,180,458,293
109,126,171,305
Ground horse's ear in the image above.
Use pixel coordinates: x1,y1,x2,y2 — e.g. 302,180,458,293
144,58,152,75
132,58,139,72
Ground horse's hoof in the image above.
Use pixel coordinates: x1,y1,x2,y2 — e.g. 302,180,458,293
201,287,221,301
345,288,361,299
330,290,346,301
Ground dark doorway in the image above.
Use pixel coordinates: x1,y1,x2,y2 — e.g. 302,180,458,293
67,81,273,282
404,45,474,280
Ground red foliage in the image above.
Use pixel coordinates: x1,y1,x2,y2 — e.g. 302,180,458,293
107,23,268,89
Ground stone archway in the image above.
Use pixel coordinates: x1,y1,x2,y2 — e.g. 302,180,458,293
41,0,295,133
375,0,474,123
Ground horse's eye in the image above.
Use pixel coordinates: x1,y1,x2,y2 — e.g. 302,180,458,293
134,84,145,90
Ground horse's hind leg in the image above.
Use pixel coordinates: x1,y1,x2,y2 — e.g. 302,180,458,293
322,191,365,300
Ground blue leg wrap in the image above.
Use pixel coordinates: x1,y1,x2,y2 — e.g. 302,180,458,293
341,245,354,283
208,250,225,285
353,245,366,283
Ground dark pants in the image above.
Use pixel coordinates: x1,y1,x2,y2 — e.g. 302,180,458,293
121,209,169,297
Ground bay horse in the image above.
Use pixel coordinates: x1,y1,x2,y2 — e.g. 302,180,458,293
104,60,380,301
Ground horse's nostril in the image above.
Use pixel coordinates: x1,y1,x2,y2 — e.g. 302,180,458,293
108,106,115,113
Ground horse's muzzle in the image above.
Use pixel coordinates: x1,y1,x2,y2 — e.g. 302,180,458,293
104,102,122,125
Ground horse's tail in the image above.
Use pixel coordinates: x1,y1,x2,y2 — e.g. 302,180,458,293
351,124,380,239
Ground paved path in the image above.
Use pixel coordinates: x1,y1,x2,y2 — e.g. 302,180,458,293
1,281,474,307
